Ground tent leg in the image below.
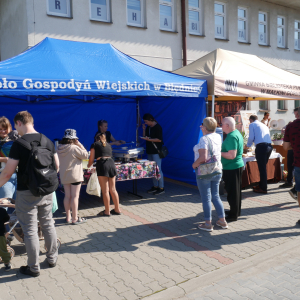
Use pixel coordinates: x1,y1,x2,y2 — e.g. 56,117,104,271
136,99,139,147
205,97,208,117
212,95,215,118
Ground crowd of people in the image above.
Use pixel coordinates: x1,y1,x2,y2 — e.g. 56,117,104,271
0,107,299,276
192,108,300,231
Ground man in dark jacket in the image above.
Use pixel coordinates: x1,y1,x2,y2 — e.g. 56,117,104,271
0,207,11,271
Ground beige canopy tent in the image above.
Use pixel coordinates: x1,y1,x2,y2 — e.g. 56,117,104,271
173,48,300,115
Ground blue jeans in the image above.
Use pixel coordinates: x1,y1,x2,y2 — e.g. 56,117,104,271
147,154,164,188
196,173,225,221
295,166,300,192
0,172,17,199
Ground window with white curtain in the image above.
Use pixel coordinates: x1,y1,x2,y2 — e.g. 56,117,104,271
238,7,247,42
295,21,300,50
295,100,300,108
214,2,226,39
189,0,202,35
90,0,111,22
127,0,146,27
259,101,269,111
258,12,268,45
277,16,286,48
159,0,176,32
277,100,286,110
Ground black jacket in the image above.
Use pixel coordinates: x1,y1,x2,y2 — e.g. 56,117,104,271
0,207,10,236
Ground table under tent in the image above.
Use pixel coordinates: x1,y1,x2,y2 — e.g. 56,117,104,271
0,37,207,185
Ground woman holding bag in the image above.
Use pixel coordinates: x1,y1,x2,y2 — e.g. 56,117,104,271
192,117,227,232
88,133,121,217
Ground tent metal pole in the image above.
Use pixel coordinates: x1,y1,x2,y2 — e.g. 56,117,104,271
205,97,208,116
212,95,215,117
245,97,248,110
136,99,139,147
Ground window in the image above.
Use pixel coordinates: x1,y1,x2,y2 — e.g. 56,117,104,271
258,12,268,45
47,0,72,18
90,0,111,22
214,2,226,39
127,0,146,27
295,21,300,50
238,7,247,42
295,100,300,108
259,101,269,111
189,0,202,35
159,0,176,32
277,100,286,110
277,16,286,48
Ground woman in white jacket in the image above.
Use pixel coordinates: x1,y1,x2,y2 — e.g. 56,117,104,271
57,129,89,225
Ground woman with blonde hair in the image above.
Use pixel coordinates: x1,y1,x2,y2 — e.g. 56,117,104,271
192,117,227,232
88,133,121,217
57,129,89,225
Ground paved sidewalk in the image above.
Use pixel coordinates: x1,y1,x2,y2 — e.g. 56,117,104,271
1,179,300,300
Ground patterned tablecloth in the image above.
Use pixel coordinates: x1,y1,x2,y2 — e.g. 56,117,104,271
82,160,160,184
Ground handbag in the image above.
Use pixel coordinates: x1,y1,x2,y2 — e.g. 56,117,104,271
196,136,221,179
151,142,168,159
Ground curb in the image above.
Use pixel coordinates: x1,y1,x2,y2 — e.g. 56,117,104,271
144,236,300,300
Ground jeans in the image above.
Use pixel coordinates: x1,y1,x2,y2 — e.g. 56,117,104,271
287,150,294,184
15,190,58,273
255,143,273,191
295,166,300,192
147,154,164,188
196,173,225,221
0,172,17,199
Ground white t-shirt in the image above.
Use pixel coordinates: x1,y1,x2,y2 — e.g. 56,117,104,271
193,133,222,165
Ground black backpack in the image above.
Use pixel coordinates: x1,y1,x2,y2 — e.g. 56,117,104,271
16,134,59,197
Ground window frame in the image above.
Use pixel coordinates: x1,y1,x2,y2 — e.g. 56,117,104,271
277,16,286,48
238,6,248,43
258,11,268,46
259,100,269,111
126,0,146,28
47,0,72,18
277,100,287,111
294,20,300,50
159,0,177,32
188,0,203,36
89,0,111,23
214,1,227,40
295,100,300,109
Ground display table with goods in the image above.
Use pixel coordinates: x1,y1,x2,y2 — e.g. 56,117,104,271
82,160,161,198
241,152,282,188
58,144,160,198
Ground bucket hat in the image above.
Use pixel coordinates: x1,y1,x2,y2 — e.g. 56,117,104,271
62,129,78,140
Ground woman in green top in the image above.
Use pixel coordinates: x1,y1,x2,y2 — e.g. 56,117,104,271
221,117,244,222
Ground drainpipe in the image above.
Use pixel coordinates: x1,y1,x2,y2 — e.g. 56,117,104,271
181,0,187,66
212,95,215,118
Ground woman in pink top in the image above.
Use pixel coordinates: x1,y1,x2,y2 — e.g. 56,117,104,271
57,129,89,225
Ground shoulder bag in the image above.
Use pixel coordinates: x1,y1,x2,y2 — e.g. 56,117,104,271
151,142,168,159
196,136,222,179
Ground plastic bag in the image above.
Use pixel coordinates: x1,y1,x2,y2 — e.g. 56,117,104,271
86,172,101,197
52,192,58,214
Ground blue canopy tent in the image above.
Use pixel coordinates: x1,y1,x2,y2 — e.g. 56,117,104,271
0,37,207,185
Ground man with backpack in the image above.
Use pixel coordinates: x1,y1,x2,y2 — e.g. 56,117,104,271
0,111,59,277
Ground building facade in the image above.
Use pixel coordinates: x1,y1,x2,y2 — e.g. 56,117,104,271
1,0,300,126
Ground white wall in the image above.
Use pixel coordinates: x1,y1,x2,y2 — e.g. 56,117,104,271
0,0,29,61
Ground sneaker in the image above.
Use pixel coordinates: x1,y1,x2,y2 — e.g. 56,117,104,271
288,187,298,201
19,265,40,277
198,223,213,232
48,260,57,268
147,186,158,194
279,182,293,188
153,188,165,195
4,263,12,272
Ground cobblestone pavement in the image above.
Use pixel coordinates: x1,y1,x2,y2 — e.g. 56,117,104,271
1,179,300,300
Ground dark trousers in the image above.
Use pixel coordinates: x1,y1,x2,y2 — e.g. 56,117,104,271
287,150,294,184
223,167,243,219
255,143,273,191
